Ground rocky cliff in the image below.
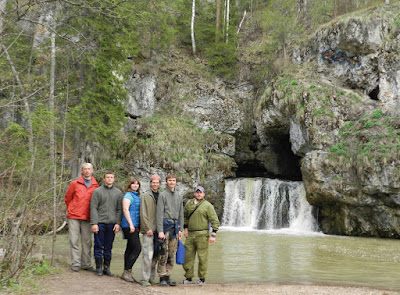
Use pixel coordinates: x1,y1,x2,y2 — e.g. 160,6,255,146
122,5,400,237
255,5,400,237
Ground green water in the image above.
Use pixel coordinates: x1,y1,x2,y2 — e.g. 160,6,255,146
38,229,400,290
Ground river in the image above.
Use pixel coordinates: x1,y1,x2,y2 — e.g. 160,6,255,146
37,229,400,290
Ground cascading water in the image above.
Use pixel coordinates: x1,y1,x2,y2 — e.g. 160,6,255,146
222,178,319,232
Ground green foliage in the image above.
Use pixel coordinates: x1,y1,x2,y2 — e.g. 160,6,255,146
371,109,383,119
330,142,348,156
329,111,400,163
176,0,239,78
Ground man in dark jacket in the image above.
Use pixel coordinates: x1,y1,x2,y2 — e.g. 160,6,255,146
90,172,122,276
64,163,99,272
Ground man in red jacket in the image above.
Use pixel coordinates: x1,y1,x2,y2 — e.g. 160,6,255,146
65,163,99,272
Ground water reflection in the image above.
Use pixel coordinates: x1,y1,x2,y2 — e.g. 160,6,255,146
41,229,400,290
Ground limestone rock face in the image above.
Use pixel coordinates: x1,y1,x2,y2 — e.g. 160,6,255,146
125,74,157,118
257,6,400,237
293,7,400,114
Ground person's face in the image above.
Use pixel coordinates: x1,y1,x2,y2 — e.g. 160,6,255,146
194,190,205,201
166,178,177,190
150,179,160,192
130,181,140,192
103,174,115,187
81,166,93,178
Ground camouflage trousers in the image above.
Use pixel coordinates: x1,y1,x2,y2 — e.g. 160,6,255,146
157,230,178,277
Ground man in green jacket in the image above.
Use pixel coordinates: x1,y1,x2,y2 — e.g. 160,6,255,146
90,172,122,277
182,186,219,285
140,174,161,287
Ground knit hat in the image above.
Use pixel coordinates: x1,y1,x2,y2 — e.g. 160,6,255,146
150,174,161,182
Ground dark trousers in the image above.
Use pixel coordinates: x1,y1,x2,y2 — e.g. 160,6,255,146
122,227,142,270
94,223,115,259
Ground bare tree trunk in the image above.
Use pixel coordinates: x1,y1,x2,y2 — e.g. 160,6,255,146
223,0,227,36
191,0,196,57
226,0,230,43
0,0,7,36
216,0,221,43
49,30,57,266
237,10,246,34
59,66,69,196
1,45,34,154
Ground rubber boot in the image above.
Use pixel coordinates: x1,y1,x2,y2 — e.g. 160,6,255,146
166,276,177,286
103,258,113,276
95,258,103,276
159,276,168,287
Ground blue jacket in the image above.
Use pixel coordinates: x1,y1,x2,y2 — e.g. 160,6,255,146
121,191,141,228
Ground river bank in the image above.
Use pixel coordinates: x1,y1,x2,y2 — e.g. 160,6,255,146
33,261,397,295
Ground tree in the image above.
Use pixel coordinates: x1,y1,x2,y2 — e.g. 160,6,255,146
191,0,196,57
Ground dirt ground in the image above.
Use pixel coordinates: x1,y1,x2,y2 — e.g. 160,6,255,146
35,262,399,295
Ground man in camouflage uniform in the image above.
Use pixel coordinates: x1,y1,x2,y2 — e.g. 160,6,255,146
182,186,219,285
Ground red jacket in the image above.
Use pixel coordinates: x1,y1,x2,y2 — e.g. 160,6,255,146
65,175,99,221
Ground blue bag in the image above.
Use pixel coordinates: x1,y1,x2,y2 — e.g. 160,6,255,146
176,239,185,265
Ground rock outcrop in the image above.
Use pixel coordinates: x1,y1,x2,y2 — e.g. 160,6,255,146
256,5,400,237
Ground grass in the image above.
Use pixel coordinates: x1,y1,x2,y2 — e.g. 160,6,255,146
0,258,60,294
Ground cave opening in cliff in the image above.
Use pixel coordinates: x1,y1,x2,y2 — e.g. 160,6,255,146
272,134,303,181
368,85,379,101
235,133,303,181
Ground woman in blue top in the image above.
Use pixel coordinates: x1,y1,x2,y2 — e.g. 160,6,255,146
121,178,141,282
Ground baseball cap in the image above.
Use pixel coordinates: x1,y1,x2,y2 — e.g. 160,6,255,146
195,185,205,193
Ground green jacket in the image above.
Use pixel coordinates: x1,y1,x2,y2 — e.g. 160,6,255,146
156,188,184,233
184,199,219,233
90,185,122,225
140,191,157,234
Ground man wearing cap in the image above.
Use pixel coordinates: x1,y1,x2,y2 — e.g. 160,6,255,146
140,174,161,287
182,186,219,285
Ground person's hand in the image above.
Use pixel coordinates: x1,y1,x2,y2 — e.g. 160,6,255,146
92,224,99,234
209,235,216,244
178,231,182,240
129,225,135,233
146,229,153,236
184,228,189,238
113,224,120,233
158,232,165,239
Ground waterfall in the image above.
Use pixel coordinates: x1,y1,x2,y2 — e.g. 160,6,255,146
222,178,319,232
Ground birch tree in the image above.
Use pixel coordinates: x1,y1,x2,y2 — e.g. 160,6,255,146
216,0,221,43
191,0,196,57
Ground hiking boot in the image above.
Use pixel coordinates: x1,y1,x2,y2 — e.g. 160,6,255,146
82,266,95,272
166,276,177,286
71,266,80,272
103,258,113,277
182,278,193,284
141,281,151,287
95,258,103,276
121,269,134,282
159,276,168,287
196,279,206,285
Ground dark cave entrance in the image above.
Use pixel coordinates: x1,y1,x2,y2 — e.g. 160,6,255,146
368,85,380,101
235,131,303,181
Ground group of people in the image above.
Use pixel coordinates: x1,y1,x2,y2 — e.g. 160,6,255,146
64,163,220,287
